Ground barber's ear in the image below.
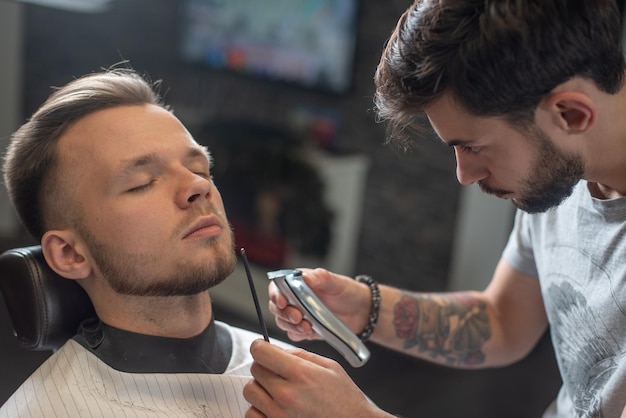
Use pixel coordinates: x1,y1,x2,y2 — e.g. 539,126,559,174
541,91,595,133
41,230,92,280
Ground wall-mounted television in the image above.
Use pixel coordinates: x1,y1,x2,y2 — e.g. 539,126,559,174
179,0,359,94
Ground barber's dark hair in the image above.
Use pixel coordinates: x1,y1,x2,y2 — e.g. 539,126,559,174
2,68,164,240
374,0,625,148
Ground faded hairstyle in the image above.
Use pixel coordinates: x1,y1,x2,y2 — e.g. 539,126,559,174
2,69,164,240
374,0,625,148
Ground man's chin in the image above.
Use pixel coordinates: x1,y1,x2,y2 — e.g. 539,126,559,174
512,197,561,214
482,190,555,213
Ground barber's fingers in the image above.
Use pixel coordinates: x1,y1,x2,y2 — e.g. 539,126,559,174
268,277,323,341
249,339,297,378
268,281,288,309
276,317,321,342
267,292,303,324
244,404,265,418
269,266,374,342
268,268,345,311
249,339,338,379
298,267,348,296
243,379,273,418
283,344,340,369
245,343,295,418
268,299,318,341
246,340,376,418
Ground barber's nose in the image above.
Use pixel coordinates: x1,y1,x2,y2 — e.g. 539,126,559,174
454,149,488,186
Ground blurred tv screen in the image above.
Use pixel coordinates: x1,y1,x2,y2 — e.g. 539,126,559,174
179,0,359,94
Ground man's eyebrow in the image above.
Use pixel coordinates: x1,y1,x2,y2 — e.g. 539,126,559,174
188,145,213,168
114,153,161,182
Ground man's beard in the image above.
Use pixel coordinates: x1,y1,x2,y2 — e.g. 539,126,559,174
78,223,236,297
479,126,584,214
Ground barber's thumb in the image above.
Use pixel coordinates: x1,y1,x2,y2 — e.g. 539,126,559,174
302,268,339,293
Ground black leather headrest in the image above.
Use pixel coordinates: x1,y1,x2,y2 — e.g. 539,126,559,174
0,246,95,351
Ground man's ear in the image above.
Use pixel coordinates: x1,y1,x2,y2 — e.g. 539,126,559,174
541,91,596,133
41,230,92,280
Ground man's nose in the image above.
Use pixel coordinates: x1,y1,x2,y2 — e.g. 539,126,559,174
455,149,488,186
178,171,212,207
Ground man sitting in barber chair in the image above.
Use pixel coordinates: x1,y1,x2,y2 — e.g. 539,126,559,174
0,68,294,417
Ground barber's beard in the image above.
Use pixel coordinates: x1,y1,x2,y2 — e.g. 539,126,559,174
79,225,236,297
479,127,584,214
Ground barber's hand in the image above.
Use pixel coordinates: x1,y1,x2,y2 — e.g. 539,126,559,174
268,268,370,342
243,340,390,418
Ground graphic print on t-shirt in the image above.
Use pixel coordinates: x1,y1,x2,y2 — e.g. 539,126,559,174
544,245,626,418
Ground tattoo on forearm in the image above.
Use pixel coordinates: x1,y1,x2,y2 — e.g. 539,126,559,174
392,292,491,366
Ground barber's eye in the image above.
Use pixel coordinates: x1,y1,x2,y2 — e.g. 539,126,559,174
457,145,481,154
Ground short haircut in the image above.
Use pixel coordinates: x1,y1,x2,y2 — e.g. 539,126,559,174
374,0,625,148
3,68,165,240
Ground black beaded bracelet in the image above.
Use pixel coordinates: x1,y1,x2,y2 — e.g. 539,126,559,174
355,275,380,342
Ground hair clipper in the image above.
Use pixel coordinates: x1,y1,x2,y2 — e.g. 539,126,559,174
267,269,370,367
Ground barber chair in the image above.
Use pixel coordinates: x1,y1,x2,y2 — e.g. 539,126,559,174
0,246,95,351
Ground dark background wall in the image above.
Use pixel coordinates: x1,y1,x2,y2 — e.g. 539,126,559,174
0,0,562,416
20,0,461,292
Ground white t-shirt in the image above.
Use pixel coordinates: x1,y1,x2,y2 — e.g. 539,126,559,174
503,181,626,418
